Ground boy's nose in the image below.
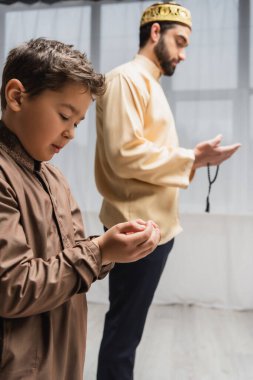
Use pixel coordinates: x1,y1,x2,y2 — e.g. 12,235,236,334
63,128,75,140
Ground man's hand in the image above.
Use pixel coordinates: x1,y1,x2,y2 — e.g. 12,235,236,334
193,134,241,169
93,219,161,265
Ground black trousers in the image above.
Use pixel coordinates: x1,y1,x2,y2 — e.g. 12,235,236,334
96,238,174,380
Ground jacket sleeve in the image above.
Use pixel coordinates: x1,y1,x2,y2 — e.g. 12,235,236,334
0,175,108,318
63,172,114,280
99,73,194,188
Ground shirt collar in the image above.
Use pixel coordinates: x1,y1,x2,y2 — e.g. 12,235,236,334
0,120,41,172
134,54,162,80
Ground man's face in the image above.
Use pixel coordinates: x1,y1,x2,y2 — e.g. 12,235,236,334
14,82,92,161
154,24,191,76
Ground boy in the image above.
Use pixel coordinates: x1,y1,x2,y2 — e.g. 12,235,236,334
0,38,160,380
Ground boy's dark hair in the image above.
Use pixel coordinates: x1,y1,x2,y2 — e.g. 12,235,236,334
1,37,105,111
139,21,177,49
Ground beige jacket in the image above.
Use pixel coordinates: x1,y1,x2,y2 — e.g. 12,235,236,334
95,54,194,244
0,122,111,380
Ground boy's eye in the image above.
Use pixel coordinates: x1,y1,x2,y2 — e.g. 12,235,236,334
60,113,69,121
60,114,78,128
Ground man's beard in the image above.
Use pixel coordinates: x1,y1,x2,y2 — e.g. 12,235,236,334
154,36,176,76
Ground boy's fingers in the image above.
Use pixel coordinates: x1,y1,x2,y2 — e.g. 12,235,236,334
136,219,159,230
134,230,160,257
149,219,159,229
139,227,160,248
135,218,147,226
124,222,154,246
116,220,146,234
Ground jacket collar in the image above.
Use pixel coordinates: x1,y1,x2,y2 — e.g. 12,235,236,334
0,120,41,172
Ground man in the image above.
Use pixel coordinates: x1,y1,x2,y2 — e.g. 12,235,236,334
95,2,240,379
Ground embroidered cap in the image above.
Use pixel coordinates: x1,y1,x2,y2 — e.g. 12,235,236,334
140,2,192,30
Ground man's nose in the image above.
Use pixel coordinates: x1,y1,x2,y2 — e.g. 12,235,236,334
179,49,186,61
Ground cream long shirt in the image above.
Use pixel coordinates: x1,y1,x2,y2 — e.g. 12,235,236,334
95,54,195,244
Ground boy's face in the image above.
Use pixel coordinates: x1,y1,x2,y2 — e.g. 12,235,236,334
7,82,92,161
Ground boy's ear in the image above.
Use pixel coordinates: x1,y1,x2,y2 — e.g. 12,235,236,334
5,79,26,112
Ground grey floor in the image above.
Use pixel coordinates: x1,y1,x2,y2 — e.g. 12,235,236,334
84,303,253,380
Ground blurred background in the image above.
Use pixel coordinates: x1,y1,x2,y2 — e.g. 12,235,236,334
0,0,252,309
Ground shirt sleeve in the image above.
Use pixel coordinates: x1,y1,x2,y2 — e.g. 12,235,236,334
63,173,114,280
99,73,194,188
0,175,109,318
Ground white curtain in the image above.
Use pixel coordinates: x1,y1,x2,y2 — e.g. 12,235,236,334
0,0,252,309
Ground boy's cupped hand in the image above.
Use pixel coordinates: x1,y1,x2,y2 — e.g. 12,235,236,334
93,219,161,265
